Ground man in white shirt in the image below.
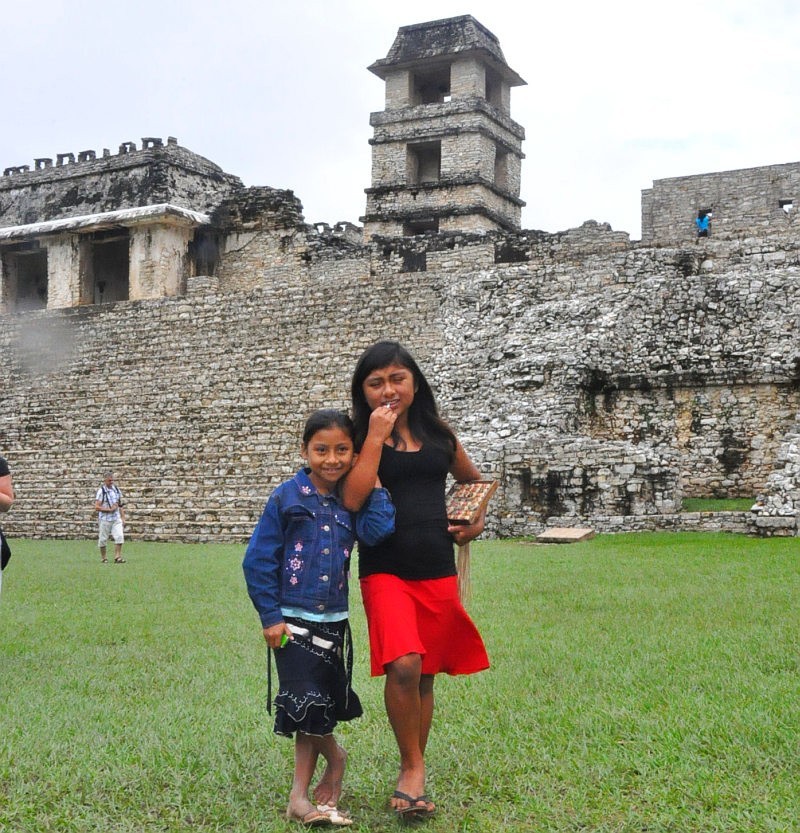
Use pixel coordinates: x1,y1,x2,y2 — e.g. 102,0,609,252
95,471,126,563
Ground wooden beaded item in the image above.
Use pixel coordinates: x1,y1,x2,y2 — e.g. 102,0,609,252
446,480,498,525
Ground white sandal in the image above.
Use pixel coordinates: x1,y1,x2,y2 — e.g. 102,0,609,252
317,804,353,826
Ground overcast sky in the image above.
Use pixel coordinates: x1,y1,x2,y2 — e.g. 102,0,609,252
3,0,799,239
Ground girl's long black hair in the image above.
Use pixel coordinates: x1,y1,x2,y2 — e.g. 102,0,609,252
350,341,456,458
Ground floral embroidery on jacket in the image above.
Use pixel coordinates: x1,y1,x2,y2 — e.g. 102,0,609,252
288,549,305,586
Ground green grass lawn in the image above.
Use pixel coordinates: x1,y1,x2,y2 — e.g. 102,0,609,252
681,498,755,512
1,533,799,832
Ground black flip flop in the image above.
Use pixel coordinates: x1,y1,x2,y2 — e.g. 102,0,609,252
392,791,435,820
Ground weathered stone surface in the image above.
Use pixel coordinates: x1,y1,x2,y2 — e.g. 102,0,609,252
1,17,799,542
364,16,525,237
642,161,800,246
536,527,595,543
0,137,241,225
2,221,799,541
749,423,800,535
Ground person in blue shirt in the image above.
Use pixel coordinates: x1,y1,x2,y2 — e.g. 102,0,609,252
243,409,394,827
696,211,711,237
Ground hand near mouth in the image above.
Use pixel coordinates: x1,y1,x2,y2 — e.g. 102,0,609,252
367,400,398,443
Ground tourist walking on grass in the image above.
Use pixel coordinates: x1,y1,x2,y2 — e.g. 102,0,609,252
243,409,395,827
342,341,490,821
95,471,126,563
0,454,15,597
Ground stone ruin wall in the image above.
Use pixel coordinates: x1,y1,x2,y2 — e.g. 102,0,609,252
2,215,799,542
0,138,242,226
753,418,800,528
642,160,800,246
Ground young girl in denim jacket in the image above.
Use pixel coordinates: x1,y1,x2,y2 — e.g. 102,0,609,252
244,409,394,827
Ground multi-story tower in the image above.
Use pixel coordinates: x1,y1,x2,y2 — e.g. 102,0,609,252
363,15,526,239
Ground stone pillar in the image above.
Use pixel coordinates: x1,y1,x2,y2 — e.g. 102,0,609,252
385,70,412,109
78,237,94,305
128,223,193,299
45,234,82,308
450,57,485,99
0,252,9,313
497,79,511,112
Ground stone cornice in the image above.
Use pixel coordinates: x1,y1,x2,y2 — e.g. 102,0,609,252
0,204,211,241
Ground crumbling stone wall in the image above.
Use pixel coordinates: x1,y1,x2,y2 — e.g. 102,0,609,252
750,420,800,537
0,271,443,541
2,215,799,541
642,160,800,246
0,137,241,226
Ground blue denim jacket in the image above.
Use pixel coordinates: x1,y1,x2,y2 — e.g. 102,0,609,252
243,468,395,628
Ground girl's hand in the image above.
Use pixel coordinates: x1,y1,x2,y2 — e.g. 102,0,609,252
263,622,292,649
448,516,485,546
367,402,397,444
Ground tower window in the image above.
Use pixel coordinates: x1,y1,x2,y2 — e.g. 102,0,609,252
411,65,451,105
407,142,441,184
486,69,503,108
401,249,427,271
494,146,509,190
403,218,439,237
3,245,48,312
780,199,794,214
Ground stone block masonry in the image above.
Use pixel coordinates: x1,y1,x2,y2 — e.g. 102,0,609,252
749,420,800,536
0,137,241,225
2,218,799,541
1,12,799,540
642,160,800,245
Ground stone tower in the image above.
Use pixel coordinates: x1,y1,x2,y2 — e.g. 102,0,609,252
362,15,526,239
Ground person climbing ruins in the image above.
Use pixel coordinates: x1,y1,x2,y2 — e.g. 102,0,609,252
695,210,712,238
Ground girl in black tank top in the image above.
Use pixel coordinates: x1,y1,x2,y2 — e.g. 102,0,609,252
343,342,489,820
358,443,455,580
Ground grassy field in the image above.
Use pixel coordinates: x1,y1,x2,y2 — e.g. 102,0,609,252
1,533,799,832
681,498,755,512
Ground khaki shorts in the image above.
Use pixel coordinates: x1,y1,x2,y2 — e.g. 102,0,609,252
98,518,124,547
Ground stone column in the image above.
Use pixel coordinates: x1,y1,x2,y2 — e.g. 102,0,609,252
750,417,800,536
0,252,9,313
450,57,485,99
385,69,412,109
128,223,194,300
45,234,82,308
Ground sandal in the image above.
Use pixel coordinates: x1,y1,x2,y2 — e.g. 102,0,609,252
392,791,435,820
317,804,353,826
114,556,126,563
286,807,333,827
100,558,108,563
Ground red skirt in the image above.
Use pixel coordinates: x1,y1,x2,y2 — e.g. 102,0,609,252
359,573,490,677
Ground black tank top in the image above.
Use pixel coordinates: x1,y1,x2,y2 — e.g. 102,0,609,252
358,443,456,580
